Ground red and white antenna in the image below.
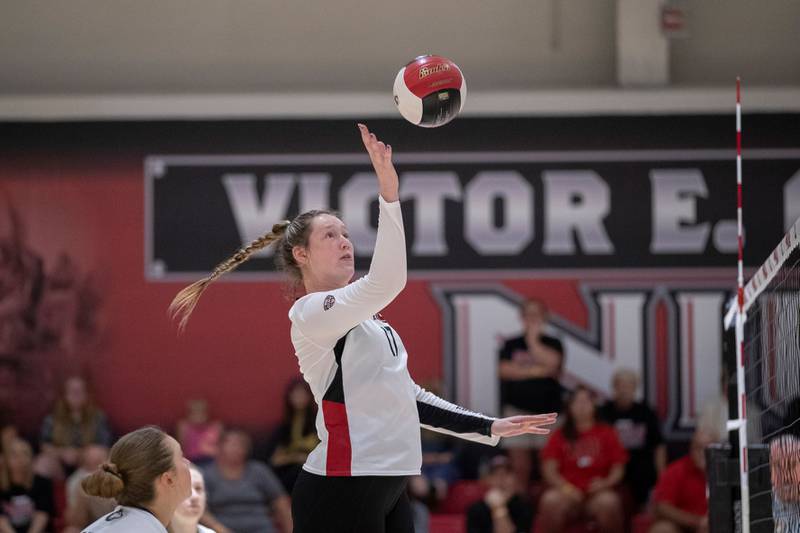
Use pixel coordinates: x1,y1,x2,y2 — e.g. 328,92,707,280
734,76,751,533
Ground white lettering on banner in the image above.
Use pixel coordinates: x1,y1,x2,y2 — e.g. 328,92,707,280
434,284,728,436
464,171,534,254
299,173,331,213
400,172,462,255
218,166,796,261
785,169,800,231
542,170,614,255
650,169,710,253
222,173,295,257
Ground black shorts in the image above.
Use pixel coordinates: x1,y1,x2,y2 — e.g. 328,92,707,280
291,470,414,533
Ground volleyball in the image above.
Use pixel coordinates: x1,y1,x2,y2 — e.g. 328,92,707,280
393,55,466,128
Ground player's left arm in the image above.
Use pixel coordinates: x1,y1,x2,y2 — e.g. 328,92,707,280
413,383,556,445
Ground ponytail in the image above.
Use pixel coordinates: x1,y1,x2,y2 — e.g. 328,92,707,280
169,221,290,331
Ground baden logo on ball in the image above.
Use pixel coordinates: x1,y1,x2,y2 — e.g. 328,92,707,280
393,55,466,128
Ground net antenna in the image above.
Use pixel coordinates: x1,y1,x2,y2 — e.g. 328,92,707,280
734,76,751,533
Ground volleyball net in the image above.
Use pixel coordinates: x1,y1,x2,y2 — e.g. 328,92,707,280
730,217,800,533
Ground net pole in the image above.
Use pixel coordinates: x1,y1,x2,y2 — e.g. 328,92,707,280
735,76,751,533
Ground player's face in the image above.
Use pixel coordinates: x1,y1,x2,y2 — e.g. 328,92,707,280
175,468,207,521
303,214,354,288
166,436,192,501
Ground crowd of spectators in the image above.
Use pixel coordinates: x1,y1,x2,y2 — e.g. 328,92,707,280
2,297,797,533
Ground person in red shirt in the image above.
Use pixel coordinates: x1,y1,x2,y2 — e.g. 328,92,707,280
649,428,716,533
537,386,628,533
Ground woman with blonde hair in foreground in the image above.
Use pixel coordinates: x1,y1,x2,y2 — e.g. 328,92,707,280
80,426,191,532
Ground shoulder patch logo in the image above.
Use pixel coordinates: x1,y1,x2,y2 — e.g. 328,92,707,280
323,295,335,311
105,509,124,522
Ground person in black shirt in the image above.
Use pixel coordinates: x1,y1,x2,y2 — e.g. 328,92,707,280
0,438,53,533
598,368,665,507
466,455,533,533
498,298,565,486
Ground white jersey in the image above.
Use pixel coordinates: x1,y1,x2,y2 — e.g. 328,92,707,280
198,526,216,533
289,196,499,477
82,506,166,533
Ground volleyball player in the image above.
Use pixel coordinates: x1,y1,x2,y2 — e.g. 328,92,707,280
170,124,558,532
169,464,215,533
81,426,192,532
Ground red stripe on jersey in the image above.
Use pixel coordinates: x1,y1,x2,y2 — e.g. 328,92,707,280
322,400,352,476
403,56,463,98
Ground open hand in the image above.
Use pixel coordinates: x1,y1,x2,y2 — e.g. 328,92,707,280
358,123,399,202
491,413,558,437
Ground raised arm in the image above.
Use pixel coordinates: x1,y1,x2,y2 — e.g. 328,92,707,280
290,125,407,342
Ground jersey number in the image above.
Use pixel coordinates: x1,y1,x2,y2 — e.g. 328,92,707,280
381,326,399,357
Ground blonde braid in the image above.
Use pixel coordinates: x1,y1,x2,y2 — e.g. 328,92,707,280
169,221,290,331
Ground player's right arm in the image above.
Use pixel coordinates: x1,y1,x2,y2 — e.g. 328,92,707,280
290,125,406,344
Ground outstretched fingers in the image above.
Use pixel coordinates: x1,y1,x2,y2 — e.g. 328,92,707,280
357,123,392,163
506,413,558,426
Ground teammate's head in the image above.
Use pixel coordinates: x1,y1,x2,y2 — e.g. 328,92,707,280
82,426,191,510
173,464,207,524
169,208,341,331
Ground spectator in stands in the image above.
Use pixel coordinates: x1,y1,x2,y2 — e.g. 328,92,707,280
466,455,533,533
0,438,54,533
498,298,565,487
176,399,223,466
648,428,716,533
266,379,318,492
202,430,291,533
537,386,628,533
599,368,665,508
63,445,116,532
39,376,112,477
169,464,215,533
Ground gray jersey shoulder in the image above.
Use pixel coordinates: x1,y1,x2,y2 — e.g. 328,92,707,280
82,506,166,533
